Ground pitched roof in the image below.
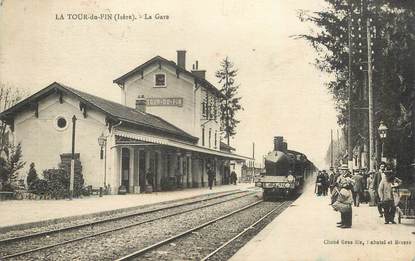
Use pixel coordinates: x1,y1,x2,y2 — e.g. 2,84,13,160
0,82,198,143
113,56,225,99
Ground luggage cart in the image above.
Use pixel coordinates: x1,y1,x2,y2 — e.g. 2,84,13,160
397,189,415,224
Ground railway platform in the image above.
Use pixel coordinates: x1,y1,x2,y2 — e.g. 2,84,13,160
0,183,254,230
230,182,414,261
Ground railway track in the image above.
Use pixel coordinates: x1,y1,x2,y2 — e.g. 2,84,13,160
0,189,257,260
201,200,292,261
115,200,293,261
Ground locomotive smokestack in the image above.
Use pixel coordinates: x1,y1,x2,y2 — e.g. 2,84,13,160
273,136,284,151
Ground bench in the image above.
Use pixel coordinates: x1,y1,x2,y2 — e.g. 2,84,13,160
0,191,14,200
86,186,103,196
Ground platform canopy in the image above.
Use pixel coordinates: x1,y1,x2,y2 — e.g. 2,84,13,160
114,130,251,161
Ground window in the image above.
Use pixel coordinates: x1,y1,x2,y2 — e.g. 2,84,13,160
201,92,220,121
214,131,217,149
209,129,212,148
154,73,166,87
202,128,205,146
202,101,207,118
201,90,208,119
209,99,214,120
54,116,68,131
213,99,217,121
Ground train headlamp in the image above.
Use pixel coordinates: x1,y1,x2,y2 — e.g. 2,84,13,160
284,182,291,188
287,175,295,183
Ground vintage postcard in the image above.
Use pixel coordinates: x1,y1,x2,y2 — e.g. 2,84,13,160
0,0,413,260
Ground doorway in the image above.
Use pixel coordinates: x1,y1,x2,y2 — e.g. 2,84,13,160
139,151,146,191
121,148,130,192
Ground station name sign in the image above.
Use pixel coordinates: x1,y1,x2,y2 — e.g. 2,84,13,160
147,98,183,107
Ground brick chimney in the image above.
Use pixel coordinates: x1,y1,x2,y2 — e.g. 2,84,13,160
191,60,206,79
177,50,186,69
135,95,146,113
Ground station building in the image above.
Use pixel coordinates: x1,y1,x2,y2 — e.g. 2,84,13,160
0,51,250,194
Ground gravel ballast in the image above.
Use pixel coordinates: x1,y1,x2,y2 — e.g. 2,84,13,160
0,190,244,240
133,200,293,261
4,192,261,260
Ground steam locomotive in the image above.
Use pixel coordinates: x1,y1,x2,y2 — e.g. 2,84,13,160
256,136,316,200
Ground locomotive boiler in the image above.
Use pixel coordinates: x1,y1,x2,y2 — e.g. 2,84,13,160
256,136,315,200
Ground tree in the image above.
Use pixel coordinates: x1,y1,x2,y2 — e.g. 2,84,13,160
0,83,28,153
0,143,26,191
27,162,38,190
216,57,243,145
297,0,414,178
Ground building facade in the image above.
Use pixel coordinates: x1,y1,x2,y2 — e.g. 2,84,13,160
114,51,222,150
0,51,249,194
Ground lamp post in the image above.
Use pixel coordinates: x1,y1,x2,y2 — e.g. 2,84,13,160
378,121,388,163
98,133,107,187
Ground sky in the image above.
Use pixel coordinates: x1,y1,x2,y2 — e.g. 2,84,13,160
0,0,339,169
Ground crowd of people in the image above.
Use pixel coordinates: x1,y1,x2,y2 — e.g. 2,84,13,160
315,162,403,229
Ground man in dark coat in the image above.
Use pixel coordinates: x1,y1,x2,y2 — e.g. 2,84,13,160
352,171,364,207
207,164,215,190
315,171,324,196
230,170,237,185
323,170,330,196
329,168,336,194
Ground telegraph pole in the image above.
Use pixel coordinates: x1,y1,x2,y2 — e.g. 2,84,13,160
331,129,334,168
367,17,375,171
347,0,354,171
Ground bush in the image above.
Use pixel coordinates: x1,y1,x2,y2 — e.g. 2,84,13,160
43,169,68,199
32,179,49,195
43,167,84,199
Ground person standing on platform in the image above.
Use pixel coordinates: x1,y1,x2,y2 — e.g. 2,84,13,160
146,168,154,188
352,171,364,207
331,165,348,204
175,166,182,189
372,162,387,217
378,170,402,224
315,171,324,196
332,178,354,229
329,167,336,194
230,170,237,185
360,169,369,203
367,171,376,206
207,164,215,190
334,168,342,188
322,170,329,196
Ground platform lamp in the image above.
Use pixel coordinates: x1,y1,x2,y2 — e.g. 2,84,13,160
98,133,107,159
98,133,107,188
378,121,388,162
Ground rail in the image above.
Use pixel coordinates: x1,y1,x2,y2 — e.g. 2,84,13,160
1,190,256,259
200,200,292,260
114,200,264,261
